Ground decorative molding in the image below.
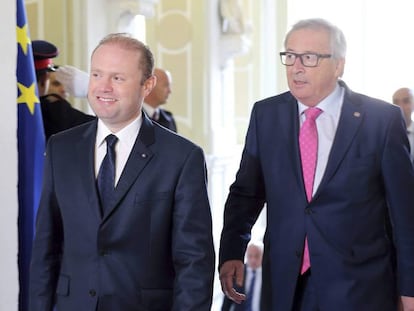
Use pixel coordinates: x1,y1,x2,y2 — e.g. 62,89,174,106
154,1,194,130
107,0,159,33
218,0,252,66
219,34,251,67
118,0,159,18
105,0,158,36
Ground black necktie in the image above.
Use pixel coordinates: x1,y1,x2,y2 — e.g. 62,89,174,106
97,134,118,214
245,270,256,311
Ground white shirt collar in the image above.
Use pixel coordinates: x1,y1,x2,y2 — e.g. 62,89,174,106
247,266,262,274
95,115,143,182
96,115,142,147
298,83,344,121
143,102,158,119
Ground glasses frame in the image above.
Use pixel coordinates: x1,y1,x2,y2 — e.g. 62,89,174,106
279,52,332,67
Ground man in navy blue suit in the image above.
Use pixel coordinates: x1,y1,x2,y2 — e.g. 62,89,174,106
221,242,263,311
219,18,414,311
143,68,177,133
29,33,215,311
393,87,414,161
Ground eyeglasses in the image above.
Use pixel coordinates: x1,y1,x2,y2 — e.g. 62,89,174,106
279,52,332,67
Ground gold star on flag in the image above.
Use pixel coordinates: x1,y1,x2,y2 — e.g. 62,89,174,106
17,82,40,115
16,24,31,55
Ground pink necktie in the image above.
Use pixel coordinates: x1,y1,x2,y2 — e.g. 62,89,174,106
299,107,322,274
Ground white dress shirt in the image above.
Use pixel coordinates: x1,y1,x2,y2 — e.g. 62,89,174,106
95,115,142,185
298,83,345,195
143,102,159,119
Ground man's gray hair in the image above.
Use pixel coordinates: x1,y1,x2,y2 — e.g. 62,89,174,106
284,18,347,59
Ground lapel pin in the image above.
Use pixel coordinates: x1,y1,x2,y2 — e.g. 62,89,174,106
353,112,361,117
141,153,147,158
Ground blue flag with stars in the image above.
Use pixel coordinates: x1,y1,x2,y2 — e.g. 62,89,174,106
16,0,46,309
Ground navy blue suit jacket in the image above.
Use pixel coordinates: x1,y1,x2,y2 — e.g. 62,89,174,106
30,114,215,311
219,82,414,311
156,108,177,133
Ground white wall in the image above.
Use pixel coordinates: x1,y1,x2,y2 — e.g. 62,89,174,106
286,0,414,102
0,1,19,310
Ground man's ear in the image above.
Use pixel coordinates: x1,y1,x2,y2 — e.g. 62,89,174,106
143,75,157,97
335,58,346,78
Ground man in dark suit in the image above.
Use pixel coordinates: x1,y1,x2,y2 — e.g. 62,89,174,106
32,40,95,141
218,18,414,311
393,87,414,161
143,67,177,132
222,242,263,311
29,33,215,311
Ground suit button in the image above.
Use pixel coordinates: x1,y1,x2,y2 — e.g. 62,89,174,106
305,208,313,214
89,289,96,297
99,249,107,256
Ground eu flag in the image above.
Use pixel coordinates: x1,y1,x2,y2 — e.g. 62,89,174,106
16,0,46,309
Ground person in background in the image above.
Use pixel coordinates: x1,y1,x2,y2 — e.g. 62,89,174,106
47,70,69,99
219,18,414,311
29,33,215,311
393,87,414,160
222,242,263,311
32,39,95,141
143,67,177,132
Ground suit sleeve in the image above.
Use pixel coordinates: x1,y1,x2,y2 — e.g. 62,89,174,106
29,139,63,311
219,104,266,267
171,146,215,310
382,108,414,296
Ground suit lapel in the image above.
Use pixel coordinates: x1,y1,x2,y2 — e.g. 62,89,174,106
314,88,364,198
102,115,155,220
277,93,304,198
75,121,103,221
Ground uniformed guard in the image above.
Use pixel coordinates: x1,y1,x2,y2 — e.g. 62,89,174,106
32,40,95,140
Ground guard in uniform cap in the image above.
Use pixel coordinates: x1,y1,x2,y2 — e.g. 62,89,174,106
32,40,59,73
32,39,95,141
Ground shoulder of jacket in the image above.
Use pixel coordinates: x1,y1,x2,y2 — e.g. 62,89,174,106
41,93,68,104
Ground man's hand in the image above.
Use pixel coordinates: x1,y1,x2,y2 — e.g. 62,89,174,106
219,260,246,304
401,296,414,311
